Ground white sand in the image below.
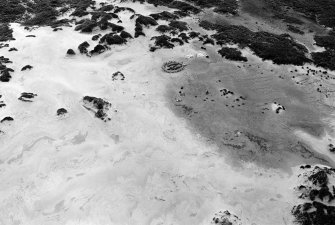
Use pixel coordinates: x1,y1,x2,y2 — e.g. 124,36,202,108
0,1,328,225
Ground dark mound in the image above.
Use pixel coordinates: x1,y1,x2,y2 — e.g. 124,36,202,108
99,4,114,12
168,20,188,31
150,35,174,51
67,49,76,55
57,108,68,116
0,56,14,82
0,116,14,123
218,47,247,62
90,44,107,55
149,11,179,21
170,38,184,45
75,20,97,33
100,33,127,45
120,31,133,39
78,41,90,54
92,34,101,41
203,37,215,45
18,92,37,102
83,96,111,121
156,25,173,33
114,6,135,14
211,210,242,225
21,65,33,71
109,23,124,32
135,15,158,27
112,71,125,81
135,23,145,38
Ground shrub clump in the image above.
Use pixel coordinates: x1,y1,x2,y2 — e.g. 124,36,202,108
218,47,247,62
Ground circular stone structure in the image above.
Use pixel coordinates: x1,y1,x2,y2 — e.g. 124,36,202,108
162,61,186,73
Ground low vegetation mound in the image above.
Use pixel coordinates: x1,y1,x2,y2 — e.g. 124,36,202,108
200,21,311,66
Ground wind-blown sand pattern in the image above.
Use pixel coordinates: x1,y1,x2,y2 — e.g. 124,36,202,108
1,0,335,224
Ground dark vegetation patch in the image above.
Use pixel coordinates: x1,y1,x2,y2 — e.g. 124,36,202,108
0,0,26,23
0,24,14,42
99,4,114,12
311,50,335,71
0,0,95,25
92,34,101,41
200,21,311,66
314,33,335,51
149,11,179,21
218,47,247,62
185,0,239,15
109,23,124,32
212,210,242,225
312,32,335,71
114,6,135,14
170,37,183,45
21,65,33,71
90,44,107,55
292,166,335,225
78,41,90,54
83,96,111,121
203,37,215,45
282,16,304,25
279,0,335,29
0,96,5,108
137,0,239,15
287,25,304,35
150,35,174,51
67,48,76,55
18,92,37,102
75,20,97,32
68,0,95,17
134,0,200,15
168,20,188,31
112,71,125,81
135,15,158,27
57,108,68,116
244,0,335,29
0,44,10,49
135,23,145,38
0,56,14,82
74,17,124,33
120,31,133,39
24,0,59,26
156,25,173,33
0,116,14,123
100,33,127,45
